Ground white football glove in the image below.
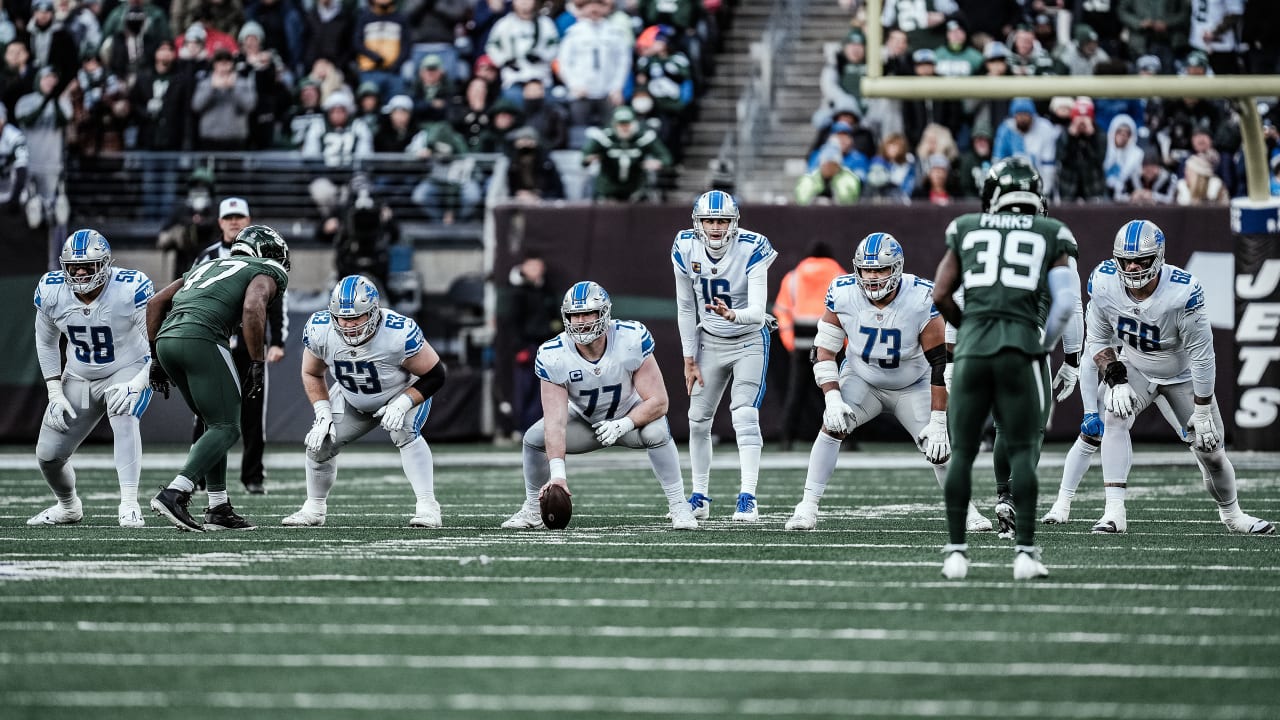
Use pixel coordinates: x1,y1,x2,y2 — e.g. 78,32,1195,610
593,416,635,447
943,362,953,393
1189,403,1221,452
104,367,150,416
305,400,337,453
43,379,77,433
373,393,414,432
822,389,856,434
918,410,950,464
1052,363,1079,402
1105,382,1139,419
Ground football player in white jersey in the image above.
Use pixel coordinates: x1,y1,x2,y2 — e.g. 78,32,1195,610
30,230,155,527
1086,220,1272,535
784,233,991,532
671,190,777,522
284,275,447,528
501,281,699,530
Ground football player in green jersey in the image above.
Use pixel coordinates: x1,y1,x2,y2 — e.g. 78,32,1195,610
932,157,1080,580
145,225,291,532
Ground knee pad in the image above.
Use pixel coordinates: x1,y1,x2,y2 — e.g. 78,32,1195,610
731,407,761,447
306,442,340,464
688,417,713,439
638,418,673,449
1103,411,1135,431
1193,448,1227,474
35,435,69,465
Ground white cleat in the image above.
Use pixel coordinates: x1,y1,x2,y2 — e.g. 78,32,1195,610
501,500,545,529
1041,495,1073,524
27,498,83,526
409,500,442,528
1013,547,1050,580
117,502,145,528
688,492,712,520
1091,502,1127,534
732,493,759,522
941,549,970,580
965,504,993,532
281,508,327,527
669,503,699,530
1221,510,1275,535
784,502,819,531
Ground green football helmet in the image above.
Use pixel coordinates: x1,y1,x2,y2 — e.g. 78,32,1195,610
980,157,1046,215
230,224,291,270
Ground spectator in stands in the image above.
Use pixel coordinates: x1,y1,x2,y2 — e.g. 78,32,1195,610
485,0,560,107
1031,12,1059,56
867,132,916,201
1156,94,1223,171
1176,151,1227,205
809,103,876,163
403,0,469,79
581,105,671,202
863,28,911,141
15,66,71,226
77,81,132,156
26,1,77,90
407,116,477,223
192,48,256,150
177,21,239,58
133,39,192,152
1056,97,1107,202
1118,0,1190,70
956,120,993,197
100,5,161,85
373,93,416,152
1104,114,1143,199
1007,25,1055,76
974,42,1011,134
1,41,35,118
914,122,957,187
934,19,982,79
955,0,1021,47
245,0,304,74
303,57,347,101
993,96,1058,195
355,0,411,100
794,144,861,206
301,89,374,166
452,76,496,150
171,0,244,39
409,53,457,123
881,0,955,53
504,125,565,202
286,78,323,147
817,28,867,122
633,25,692,160
355,80,382,132
333,174,397,291
238,25,293,149
1117,146,1177,204
807,120,869,180
911,153,957,205
75,52,114,117
1076,0,1124,58
902,48,964,147
0,103,27,216
502,251,560,434
100,0,170,52
57,0,104,56
556,0,632,131
303,0,356,72
472,54,501,102
1054,24,1109,75
157,167,219,277
520,78,567,150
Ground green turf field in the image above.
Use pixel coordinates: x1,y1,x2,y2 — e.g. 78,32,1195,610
1,445,1277,719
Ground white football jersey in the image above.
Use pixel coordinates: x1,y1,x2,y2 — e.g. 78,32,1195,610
34,267,154,380
671,227,777,337
827,272,939,390
303,309,426,414
534,320,654,424
1085,260,1211,385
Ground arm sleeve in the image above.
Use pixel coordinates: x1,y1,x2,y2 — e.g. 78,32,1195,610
1061,294,1084,355
1180,308,1216,398
269,291,287,346
34,311,63,380
674,267,698,357
1080,342,1102,414
731,264,770,327
1085,295,1111,352
1042,264,1080,351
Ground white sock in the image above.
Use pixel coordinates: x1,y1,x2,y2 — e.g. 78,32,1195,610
305,456,337,500
302,497,327,514
207,490,228,507
1104,485,1126,504
801,432,842,505
1059,436,1099,497
521,441,550,503
689,422,712,496
738,444,760,496
58,492,79,509
109,415,141,505
400,437,436,503
168,475,195,493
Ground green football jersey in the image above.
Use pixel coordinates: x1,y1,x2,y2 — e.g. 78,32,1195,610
157,256,289,346
944,212,1078,358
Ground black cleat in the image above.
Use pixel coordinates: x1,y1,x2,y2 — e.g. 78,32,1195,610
203,503,257,531
242,480,266,495
995,494,1016,540
150,487,203,532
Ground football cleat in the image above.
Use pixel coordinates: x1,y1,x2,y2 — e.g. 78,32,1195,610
1042,494,1073,524
410,499,442,528
202,503,256,531
26,498,84,526
501,500,545,529
688,492,713,520
150,487,203,532
669,502,699,530
1220,510,1275,535
994,494,1015,540
966,504,993,532
282,508,327,527
1013,546,1050,580
732,493,759,522
1091,502,1127,534
784,501,819,531
941,544,969,580
117,502,144,528
242,480,267,495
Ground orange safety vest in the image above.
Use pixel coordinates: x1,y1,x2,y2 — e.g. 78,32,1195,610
773,256,847,352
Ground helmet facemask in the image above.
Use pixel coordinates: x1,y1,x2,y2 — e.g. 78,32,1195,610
692,190,740,257
1113,220,1166,289
329,275,382,346
561,281,612,345
60,230,112,294
853,233,905,302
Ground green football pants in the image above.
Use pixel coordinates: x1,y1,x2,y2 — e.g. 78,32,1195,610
156,337,241,493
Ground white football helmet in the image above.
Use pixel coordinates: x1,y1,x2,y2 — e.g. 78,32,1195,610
561,281,611,345
329,275,382,345
60,229,113,294
852,232,905,301
691,190,739,255
1113,219,1165,288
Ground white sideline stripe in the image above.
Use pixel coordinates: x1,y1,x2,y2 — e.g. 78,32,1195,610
0,693,1268,719
1,594,1272,618
1,621,1275,648
1,652,1275,679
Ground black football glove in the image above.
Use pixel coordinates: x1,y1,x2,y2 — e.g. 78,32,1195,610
149,361,170,399
244,361,266,400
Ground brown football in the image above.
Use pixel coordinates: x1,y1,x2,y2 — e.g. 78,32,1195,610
540,484,573,530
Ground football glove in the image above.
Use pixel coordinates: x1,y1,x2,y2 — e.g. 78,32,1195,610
42,379,77,433
1052,363,1079,402
104,367,150,416
1105,383,1139,419
918,410,950,464
593,417,635,447
1079,412,1104,438
1189,403,1221,452
822,389,856,434
244,361,266,400
373,393,414,432
943,362,953,393
305,400,336,453
149,361,170,399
